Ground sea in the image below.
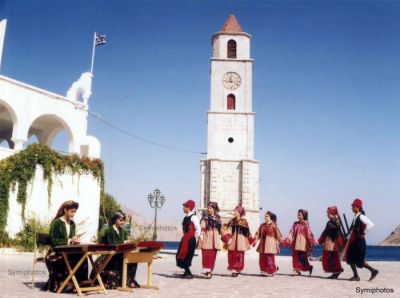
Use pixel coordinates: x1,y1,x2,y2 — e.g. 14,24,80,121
162,242,400,261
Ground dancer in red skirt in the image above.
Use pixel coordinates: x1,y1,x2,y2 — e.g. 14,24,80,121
284,209,316,276
254,211,283,276
318,206,344,279
176,199,201,279
198,201,222,279
225,206,253,277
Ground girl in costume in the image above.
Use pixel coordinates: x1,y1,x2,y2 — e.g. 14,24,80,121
225,206,253,277
285,209,316,276
318,206,344,279
97,212,139,289
254,211,283,276
198,201,222,279
44,200,87,292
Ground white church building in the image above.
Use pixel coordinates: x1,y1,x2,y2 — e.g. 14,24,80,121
0,19,101,242
201,16,260,233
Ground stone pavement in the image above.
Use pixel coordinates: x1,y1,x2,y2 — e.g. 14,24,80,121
1,251,399,298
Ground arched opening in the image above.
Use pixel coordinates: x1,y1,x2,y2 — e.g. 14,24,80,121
26,114,73,154
227,94,236,110
227,39,237,58
26,134,39,146
0,139,8,147
76,87,85,103
0,100,16,149
52,130,69,154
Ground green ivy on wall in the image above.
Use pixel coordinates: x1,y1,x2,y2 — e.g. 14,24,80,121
0,144,105,244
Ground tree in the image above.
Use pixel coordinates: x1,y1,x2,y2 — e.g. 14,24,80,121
99,193,121,230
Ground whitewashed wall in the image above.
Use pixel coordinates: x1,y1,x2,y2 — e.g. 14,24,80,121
0,74,100,158
0,147,14,159
6,165,101,243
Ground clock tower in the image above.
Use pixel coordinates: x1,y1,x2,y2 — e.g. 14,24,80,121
200,15,260,233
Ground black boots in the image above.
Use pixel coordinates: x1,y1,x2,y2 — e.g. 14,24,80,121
327,272,341,279
182,268,193,279
369,269,379,281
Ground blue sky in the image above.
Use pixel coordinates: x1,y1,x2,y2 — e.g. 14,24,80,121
1,0,399,244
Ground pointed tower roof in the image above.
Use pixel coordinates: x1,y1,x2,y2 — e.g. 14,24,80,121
220,15,243,33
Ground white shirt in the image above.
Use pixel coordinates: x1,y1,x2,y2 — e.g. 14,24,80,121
113,224,120,236
352,212,374,232
60,216,71,244
187,211,201,238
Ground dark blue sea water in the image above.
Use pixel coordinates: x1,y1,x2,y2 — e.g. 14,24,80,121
162,242,400,261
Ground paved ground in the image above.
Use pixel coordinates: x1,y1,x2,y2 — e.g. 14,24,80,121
1,251,399,298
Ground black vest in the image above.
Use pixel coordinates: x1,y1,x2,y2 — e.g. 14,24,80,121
182,214,194,233
351,215,366,239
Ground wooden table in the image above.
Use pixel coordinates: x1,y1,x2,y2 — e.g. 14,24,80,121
117,242,164,292
54,243,136,296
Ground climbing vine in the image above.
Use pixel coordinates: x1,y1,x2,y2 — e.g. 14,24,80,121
0,144,105,244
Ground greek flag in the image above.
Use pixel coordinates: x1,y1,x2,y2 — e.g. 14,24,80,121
95,34,106,46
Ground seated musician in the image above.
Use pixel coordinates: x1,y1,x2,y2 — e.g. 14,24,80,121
43,200,88,292
97,212,140,289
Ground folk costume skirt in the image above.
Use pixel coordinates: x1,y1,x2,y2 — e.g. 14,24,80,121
91,254,138,289
322,251,343,273
259,253,278,275
44,248,88,292
227,250,245,272
292,250,311,272
202,249,218,271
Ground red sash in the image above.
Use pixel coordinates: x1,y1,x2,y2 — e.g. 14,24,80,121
177,229,195,260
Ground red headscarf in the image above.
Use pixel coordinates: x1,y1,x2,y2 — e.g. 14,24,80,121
207,201,220,212
235,206,245,216
327,206,338,216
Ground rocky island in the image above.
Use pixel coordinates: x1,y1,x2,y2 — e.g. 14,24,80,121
379,225,400,246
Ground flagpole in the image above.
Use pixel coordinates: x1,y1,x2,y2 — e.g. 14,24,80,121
0,19,7,70
90,32,96,74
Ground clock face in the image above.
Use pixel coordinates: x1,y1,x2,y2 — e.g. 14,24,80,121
222,72,241,90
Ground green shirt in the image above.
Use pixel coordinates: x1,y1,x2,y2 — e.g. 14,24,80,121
102,226,127,245
49,217,76,246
